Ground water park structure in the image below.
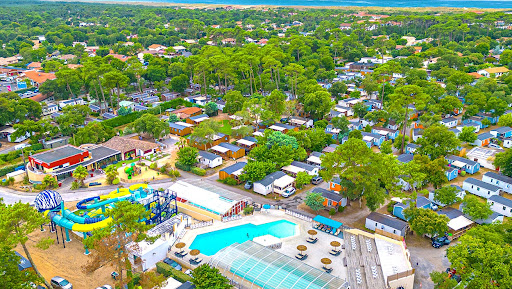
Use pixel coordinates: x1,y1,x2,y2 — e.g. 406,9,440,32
34,184,178,254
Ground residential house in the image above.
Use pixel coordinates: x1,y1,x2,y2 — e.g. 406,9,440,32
210,142,245,159
22,70,56,87
330,106,353,118
462,177,502,199
466,147,502,170
287,161,319,176
102,136,159,160
119,100,136,110
449,128,461,138
412,129,423,141
185,95,209,106
322,144,338,153
405,143,419,154
437,207,474,240
42,104,58,116
306,151,324,167
477,67,509,77
488,195,512,217
473,132,493,147
457,123,480,133
42,137,69,149
312,187,347,209
372,127,399,140
186,114,210,125
0,126,29,143
102,112,116,120
198,151,222,168
268,123,297,134
215,100,226,111
393,196,431,220
236,136,258,152
440,117,458,128
476,112,499,125
169,122,193,136
504,137,512,148
325,125,341,139
148,44,167,51
387,119,399,130
490,126,512,140
463,116,488,129
429,185,466,207
329,177,343,192
253,171,295,196
361,132,385,147
482,171,512,194
365,212,409,237
445,167,459,181
289,116,314,128
446,155,480,174
338,97,362,107
173,107,203,119
217,162,247,185
58,98,85,109
397,154,414,164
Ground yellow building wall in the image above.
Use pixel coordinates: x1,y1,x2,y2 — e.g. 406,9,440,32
177,202,220,221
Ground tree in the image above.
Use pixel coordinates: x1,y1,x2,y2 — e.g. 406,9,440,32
103,70,129,109
388,85,429,153
445,222,512,288
413,155,448,188
404,208,449,237
485,96,508,117
417,125,460,160
430,271,459,289
72,165,88,187
458,126,477,143
0,201,53,289
189,120,221,144
296,171,313,189
223,90,246,114
118,106,132,116
191,264,231,289
348,130,362,140
0,246,41,289
264,90,286,117
168,113,180,123
42,175,57,189
435,95,462,115
133,113,168,140
104,164,119,185
498,113,512,127
204,102,218,116
434,186,460,207
462,195,493,220
303,90,333,119
305,192,325,211
393,134,409,150
352,102,368,119
249,144,306,169
176,146,199,167
328,82,347,99
331,116,350,136
84,201,154,288
240,161,275,182
380,140,392,154
320,138,401,210
170,74,189,93
494,149,512,177
266,131,299,149
72,122,115,146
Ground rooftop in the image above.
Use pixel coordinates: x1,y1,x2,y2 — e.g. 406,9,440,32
52,145,120,175
102,136,158,155
366,212,408,231
464,177,501,192
484,171,512,184
220,162,247,175
30,145,87,165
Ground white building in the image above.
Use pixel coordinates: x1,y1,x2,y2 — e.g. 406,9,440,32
253,171,295,196
365,212,409,237
482,171,512,194
462,177,502,199
488,195,512,217
198,151,222,168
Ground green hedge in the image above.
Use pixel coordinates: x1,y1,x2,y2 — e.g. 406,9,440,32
155,261,192,283
0,164,21,178
175,162,191,172
191,167,206,176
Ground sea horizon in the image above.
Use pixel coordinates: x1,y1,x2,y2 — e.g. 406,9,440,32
74,0,512,9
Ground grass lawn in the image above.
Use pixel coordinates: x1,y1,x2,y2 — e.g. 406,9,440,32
218,119,232,135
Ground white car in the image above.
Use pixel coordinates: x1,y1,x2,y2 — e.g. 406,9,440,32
95,286,113,289
281,187,296,198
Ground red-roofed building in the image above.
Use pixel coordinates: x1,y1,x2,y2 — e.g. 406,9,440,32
22,70,56,87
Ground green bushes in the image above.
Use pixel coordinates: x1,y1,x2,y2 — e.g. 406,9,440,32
0,165,19,177
174,162,191,172
191,167,206,176
337,206,345,213
329,208,336,216
155,261,192,283
112,178,120,185
220,177,237,186
149,163,157,170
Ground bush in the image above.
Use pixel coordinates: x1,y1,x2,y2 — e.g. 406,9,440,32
387,202,396,214
174,162,191,172
460,170,466,176
172,170,181,177
243,206,254,215
191,167,206,176
338,206,345,213
155,262,192,283
329,208,336,216
112,178,120,185
71,181,80,190
222,177,237,186
149,163,157,170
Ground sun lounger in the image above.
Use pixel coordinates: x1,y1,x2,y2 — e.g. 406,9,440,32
194,258,203,264
329,249,341,256
295,253,308,260
323,266,333,274
306,237,318,244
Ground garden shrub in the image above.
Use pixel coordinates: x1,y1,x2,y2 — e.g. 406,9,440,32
338,206,345,213
329,208,336,216
174,162,191,172
149,163,157,170
191,167,206,176
155,262,192,283
112,178,120,185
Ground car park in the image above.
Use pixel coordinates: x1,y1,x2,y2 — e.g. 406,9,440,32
50,277,72,289
163,257,182,271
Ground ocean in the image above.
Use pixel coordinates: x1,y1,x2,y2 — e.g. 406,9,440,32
91,0,512,8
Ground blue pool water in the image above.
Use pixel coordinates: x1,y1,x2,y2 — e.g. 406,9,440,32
190,220,297,256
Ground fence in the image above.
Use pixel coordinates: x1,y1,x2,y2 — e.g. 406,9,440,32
285,208,314,222
387,269,415,283
188,220,213,230
222,214,242,222
375,228,404,241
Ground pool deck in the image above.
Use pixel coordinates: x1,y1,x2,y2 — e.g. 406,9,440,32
175,210,348,282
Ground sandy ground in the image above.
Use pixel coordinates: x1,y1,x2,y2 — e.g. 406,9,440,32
16,228,116,289
40,0,508,11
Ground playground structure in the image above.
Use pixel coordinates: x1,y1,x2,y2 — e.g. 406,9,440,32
34,184,178,254
124,163,142,179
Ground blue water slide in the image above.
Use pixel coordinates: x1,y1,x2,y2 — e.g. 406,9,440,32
47,211,75,230
62,209,103,224
76,196,100,210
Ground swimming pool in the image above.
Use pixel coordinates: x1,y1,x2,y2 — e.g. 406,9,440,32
190,220,297,256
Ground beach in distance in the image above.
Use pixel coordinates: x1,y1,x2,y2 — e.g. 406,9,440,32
42,0,512,9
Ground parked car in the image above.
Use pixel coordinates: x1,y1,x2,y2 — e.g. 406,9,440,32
488,143,502,149
244,181,253,190
184,269,193,277
281,187,296,198
50,277,72,289
432,236,450,248
311,176,323,185
163,257,182,271
95,286,113,289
